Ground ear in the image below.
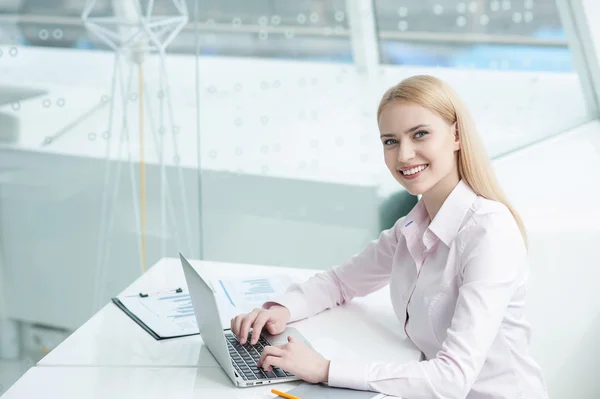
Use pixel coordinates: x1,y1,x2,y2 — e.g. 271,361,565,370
453,122,461,151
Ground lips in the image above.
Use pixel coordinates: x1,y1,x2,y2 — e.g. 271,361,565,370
398,164,429,180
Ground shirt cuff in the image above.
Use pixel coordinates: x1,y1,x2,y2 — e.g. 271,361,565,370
261,291,310,322
327,360,369,391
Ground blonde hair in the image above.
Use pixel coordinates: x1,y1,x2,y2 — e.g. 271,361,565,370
377,75,528,248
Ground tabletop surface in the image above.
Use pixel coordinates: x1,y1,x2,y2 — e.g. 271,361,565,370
2,366,303,399
38,257,421,368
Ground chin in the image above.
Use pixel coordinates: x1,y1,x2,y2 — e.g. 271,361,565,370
397,178,430,197
406,187,425,196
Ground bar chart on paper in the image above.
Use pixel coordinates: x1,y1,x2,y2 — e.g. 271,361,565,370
162,293,195,321
115,291,199,339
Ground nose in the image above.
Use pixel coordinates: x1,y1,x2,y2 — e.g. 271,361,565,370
396,141,415,163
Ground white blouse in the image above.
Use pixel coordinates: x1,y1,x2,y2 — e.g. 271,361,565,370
268,180,548,398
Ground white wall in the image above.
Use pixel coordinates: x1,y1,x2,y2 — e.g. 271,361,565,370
494,121,600,398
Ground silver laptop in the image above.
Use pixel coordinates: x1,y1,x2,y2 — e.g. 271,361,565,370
179,253,313,387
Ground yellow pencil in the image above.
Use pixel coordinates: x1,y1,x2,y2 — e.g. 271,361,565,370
271,388,302,399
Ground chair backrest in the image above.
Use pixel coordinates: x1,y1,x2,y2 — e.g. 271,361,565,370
378,189,418,232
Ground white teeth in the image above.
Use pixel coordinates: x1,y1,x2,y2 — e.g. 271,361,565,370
401,164,428,176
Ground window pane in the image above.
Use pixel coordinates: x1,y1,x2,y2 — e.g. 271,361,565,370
374,0,570,72
188,0,352,62
3,0,353,62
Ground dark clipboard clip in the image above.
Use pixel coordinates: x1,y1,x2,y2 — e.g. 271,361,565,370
138,287,183,298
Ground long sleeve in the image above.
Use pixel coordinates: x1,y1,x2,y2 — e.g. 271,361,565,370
327,211,527,399
263,217,405,322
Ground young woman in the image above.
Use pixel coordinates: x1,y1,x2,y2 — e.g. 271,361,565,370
230,75,548,398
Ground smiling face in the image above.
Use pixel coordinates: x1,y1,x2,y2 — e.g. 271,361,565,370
378,100,460,197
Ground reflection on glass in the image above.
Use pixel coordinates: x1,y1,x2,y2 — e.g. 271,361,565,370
3,0,353,62
374,0,571,71
2,0,572,70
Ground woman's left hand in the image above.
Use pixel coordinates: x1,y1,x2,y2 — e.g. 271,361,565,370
257,336,330,384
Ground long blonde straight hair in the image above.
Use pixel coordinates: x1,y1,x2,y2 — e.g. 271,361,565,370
377,75,528,248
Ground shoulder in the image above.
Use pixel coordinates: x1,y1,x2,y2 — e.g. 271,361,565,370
455,198,528,282
457,197,526,258
387,216,408,241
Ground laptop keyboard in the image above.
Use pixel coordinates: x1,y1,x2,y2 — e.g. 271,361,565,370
225,332,295,381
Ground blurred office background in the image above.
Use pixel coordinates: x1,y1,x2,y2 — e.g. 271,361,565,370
0,0,598,397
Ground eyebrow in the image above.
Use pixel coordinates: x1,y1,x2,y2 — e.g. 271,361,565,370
380,124,430,138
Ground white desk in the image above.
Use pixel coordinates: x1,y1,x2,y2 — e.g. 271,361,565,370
38,258,421,369
15,257,420,398
1,366,301,399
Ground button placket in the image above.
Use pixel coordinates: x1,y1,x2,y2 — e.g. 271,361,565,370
403,223,428,340
423,229,435,250
404,256,426,339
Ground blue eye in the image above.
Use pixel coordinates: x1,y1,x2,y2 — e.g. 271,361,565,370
414,130,428,139
383,139,398,146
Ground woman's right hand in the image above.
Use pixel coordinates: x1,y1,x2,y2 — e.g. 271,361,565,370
230,305,291,345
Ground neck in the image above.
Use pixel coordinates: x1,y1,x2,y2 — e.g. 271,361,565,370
422,169,460,221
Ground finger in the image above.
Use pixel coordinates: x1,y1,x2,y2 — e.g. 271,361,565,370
239,310,259,344
261,354,285,372
250,311,270,345
230,315,241,336
232,315,247,338
265,319,280,334
287,335,295,343
257,346,285,367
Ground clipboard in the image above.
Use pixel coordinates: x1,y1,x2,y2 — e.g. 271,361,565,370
111,275,294,340
111,288,200,340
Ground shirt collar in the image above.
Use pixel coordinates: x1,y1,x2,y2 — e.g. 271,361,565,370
429,180,477,247
399,198,429,239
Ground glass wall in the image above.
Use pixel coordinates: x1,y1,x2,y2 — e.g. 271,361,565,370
192,0,352,62
375,0,570,71
0,0,202,369
0,0,592,390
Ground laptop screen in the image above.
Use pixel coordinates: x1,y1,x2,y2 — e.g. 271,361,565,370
179,254,237,381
